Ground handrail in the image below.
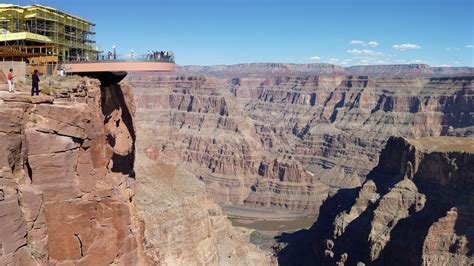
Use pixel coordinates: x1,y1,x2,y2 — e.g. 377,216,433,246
63,53,175,64
62,58,175,64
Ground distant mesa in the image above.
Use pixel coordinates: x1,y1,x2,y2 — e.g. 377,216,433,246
178,63,474,78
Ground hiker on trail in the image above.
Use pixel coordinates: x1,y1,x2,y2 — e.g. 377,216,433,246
7,68,14,93
31,70,40,96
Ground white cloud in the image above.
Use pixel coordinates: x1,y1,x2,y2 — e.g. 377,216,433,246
367,41,379,47
350,40,364,45
347,49,362,54
347,49,382,56
392,44,421,50
465,45,474,48
437,64,452,67
350,40,379,47
454,61,461,65
308,56,321,60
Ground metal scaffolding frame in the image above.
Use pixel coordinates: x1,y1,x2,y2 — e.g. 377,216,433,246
0,3,98,75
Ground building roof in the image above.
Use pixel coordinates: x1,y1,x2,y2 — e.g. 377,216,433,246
0,4,95,26
0,32,53,43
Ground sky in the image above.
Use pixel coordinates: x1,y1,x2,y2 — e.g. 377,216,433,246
11,0,474,66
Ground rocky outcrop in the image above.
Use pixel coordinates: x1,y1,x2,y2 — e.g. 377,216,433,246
128,71,473,213
134,119,275,265
0,75,276,266
311,136,474,265
0,78,141,265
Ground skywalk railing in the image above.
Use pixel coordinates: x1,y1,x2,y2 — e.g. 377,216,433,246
63,53,175,64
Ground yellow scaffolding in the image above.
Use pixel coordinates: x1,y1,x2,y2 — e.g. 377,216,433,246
0,4,99,75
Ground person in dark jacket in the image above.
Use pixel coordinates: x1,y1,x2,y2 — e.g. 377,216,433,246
32,70,40,96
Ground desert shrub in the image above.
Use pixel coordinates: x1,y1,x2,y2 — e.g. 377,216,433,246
21,96,32,103
41,87,57,95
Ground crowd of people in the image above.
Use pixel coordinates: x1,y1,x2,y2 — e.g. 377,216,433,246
145,50,174,62
65,47,175,62
99,48,174,62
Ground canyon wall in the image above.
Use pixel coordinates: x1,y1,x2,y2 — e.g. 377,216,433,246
128,71,473,213
132,76,275,265
134,128,274,265
0,76,273,266
310,136,474,265
180,63,474,77
0,78,141,265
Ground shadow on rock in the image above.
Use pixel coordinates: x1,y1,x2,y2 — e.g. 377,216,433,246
274,187,360,266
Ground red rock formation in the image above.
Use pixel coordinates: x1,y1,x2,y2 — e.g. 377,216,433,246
134,122,275,265
0,77,273,266
0,79,141,265
309,136,474,265
128,72,473,213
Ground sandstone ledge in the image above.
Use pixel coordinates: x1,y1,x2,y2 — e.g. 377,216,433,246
407,136,474,153
1,94,55,104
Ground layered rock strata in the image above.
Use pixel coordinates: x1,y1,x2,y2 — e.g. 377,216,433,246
0,78,141,265
134,121,275,265
0,75,276,266
179,63,474,78
311,136,474,265
128,72,473,212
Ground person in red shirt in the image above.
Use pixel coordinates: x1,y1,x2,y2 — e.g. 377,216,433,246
7,68,14,93
31,70,40,96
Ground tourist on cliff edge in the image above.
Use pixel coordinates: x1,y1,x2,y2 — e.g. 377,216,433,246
31,70,40,96
7,68,14,93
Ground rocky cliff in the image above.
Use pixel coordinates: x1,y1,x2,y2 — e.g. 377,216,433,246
0,76,274,265
180,63,346,77
128,71,473,213
310,136,474,265
134,127,275,265
0,78,141,265
180,63,474,78
132,75,275,264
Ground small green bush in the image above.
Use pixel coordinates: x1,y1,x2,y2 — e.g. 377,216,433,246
41,87,57,96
